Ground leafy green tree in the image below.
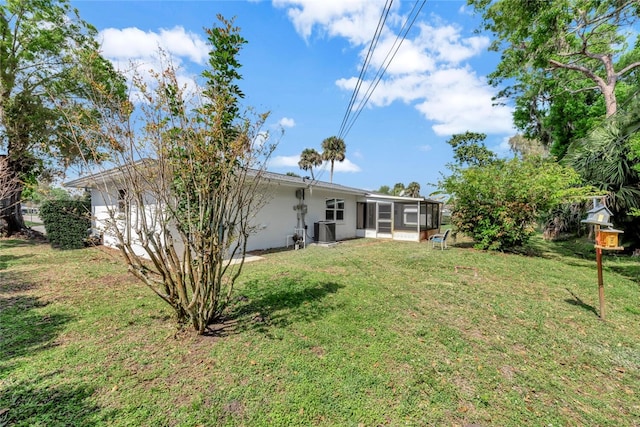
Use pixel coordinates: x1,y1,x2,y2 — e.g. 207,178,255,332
321,136,346,183
442,156,587,250
441,132,590,250
512,76,606,158
406,182,421,198
470,0,640,118
0,0,127,235
298,148,323,180
377,185,391,195
565,98,640,246
447,132,496,166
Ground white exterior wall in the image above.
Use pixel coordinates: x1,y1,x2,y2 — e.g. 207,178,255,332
92,183,361,254
91,188,168,258
91,188,119,249
245,184,359,252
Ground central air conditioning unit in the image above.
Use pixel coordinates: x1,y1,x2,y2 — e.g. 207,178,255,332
314,221,336,243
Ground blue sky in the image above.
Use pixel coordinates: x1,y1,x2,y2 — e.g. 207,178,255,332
73,0,516,194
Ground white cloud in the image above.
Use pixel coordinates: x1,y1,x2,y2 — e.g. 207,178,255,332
269,154,300,168
98,26,208,65
413,67,515,136
277,1,512,137
414,23,490,65
279,117,296,128
492,135,514,157
419,145,432,152
273,0,393,44
336,68,514,136
97,26,208,104
331,158,361,173
368,35,436,75
458,5,474,16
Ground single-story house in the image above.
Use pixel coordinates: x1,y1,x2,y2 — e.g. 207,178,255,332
65,165,442,253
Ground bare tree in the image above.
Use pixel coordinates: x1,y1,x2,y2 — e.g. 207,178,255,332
62,18,277,334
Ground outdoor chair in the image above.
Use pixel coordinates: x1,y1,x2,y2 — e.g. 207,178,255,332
428,229,450,250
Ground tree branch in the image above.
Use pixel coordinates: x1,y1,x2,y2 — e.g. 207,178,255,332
548,58,605,87
617,61,640,78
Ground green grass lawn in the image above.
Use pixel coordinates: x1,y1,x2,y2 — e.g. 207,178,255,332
1,236,638,426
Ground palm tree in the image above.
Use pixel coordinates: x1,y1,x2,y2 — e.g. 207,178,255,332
298,148,323,180
406,181,421,197
564,101,640,247
392,182,405,196
321,136,346,183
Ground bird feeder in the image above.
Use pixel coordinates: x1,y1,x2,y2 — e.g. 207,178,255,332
580,204,624,320
581,205,613,227
596,227,624,251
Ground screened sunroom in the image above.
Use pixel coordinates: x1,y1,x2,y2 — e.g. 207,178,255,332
355,195,441,242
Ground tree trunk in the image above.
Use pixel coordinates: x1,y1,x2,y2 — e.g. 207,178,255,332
329,161,334,183
602,81,617,118
0,157,26,236
0,186,25,236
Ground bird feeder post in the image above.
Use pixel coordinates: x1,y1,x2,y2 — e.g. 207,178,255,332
595,225,605,320
581,204,624,320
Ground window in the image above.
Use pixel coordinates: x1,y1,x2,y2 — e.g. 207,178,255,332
394,203,420,230
403,206,418,226
325,198,344,221
117,189,128,213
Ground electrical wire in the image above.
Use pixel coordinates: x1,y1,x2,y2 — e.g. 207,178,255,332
313,0,428,185
313,0,394,186
340,0,427,141
337,0,394,140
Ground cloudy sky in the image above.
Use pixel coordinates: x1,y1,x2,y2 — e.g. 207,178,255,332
74,0,516,193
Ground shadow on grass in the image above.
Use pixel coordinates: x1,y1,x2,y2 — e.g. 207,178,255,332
0,238,42,249
565,288,599,317
607,262,640,284
0,372,116,426
0,274,73,375
0,254,34,270
225,277,344,335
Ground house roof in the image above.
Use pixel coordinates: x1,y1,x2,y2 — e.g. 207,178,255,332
64,159,156,189
65,160,441,204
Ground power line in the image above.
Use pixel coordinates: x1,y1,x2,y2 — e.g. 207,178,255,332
339,0,427,141
315,0,395,185
337,0,394,140
336,1,393,139
315,1,427,185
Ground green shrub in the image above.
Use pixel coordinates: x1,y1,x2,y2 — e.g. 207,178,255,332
40,200,91,249
441,157,590,250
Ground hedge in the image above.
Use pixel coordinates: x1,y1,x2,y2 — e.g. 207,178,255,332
40,200,91,249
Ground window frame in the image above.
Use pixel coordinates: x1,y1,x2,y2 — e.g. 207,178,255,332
117,189,127,213
325,198,345,222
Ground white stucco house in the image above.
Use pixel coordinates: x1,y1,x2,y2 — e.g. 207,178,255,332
65,165,442,253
